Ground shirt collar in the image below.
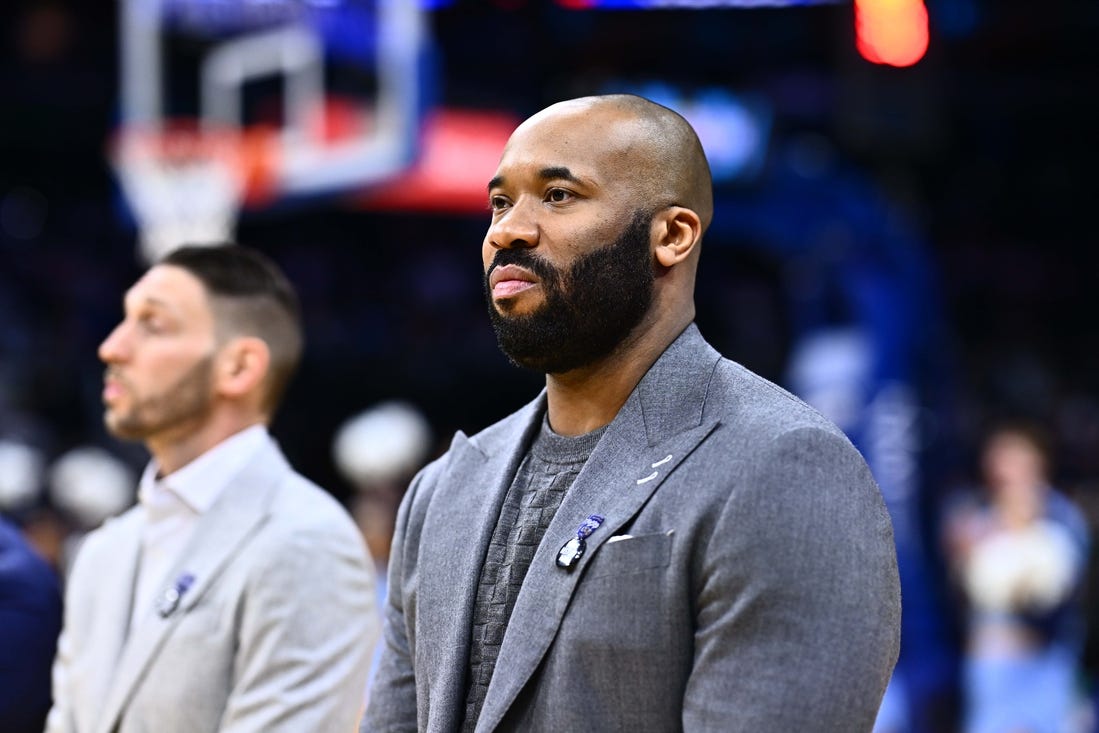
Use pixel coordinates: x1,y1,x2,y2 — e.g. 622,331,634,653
139,424,270,515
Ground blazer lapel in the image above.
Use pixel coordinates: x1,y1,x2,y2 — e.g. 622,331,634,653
475,324,724,732
94,442,288,733
415,399,545,732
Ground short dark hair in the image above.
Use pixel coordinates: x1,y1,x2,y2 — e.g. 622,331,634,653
159,243,303,414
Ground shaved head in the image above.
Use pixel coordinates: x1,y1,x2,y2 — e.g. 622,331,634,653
516,94,714,234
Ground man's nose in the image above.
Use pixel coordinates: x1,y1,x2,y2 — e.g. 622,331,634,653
485,202,539,251
97,322,130,364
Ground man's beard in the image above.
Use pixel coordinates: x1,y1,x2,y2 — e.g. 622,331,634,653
484,209,655,374
104,355,215,441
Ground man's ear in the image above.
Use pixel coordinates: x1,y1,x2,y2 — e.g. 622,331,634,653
653,206,702,268
215,336,271,401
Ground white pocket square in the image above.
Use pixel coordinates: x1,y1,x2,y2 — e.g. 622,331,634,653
606,534,633,544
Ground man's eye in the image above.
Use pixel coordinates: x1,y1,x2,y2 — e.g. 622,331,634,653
489,195,510,211
545,188,572,204
138,315,165,333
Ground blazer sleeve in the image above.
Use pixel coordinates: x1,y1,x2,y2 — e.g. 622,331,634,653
42,626,73,733
360,466,427,733
682,426,901,732
219,517,380,733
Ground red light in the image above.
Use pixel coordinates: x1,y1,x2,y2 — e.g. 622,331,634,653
356,109,522,214
855,0,929,67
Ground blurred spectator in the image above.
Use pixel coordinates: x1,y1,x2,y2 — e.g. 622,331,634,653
944,423,1090,733
0,515,62,733
46,445,135,578
0,438,44,513
334,400,433,581
0,437,69,571
333,400,433,703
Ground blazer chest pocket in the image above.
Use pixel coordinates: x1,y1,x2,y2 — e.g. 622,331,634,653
585,531,672,580
167,595,229,644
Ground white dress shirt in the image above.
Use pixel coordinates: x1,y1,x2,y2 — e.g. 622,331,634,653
130,424,269,629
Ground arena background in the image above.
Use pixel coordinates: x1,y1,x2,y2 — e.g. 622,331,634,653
0,1,1096,730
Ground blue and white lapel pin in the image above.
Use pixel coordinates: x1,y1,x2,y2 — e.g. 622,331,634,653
157,572,196,618
556,514,605,570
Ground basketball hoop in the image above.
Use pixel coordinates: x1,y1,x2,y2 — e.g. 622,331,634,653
110,124,267,264
113,0,427,263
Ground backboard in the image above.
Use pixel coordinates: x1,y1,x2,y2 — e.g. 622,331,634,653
114,0,428,261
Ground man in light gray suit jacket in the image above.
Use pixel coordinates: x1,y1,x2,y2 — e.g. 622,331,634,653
47,244,379,733
363,94,901,732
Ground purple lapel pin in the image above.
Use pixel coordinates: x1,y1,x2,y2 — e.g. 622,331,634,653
556,514,605,570
156,572,196,618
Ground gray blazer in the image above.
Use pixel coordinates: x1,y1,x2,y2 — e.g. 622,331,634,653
364,325,901,732
47,438,380,733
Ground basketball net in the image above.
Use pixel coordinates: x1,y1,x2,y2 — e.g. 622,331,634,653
111,126,249,264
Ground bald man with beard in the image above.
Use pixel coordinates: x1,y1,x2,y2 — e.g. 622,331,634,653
362,95,900,733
